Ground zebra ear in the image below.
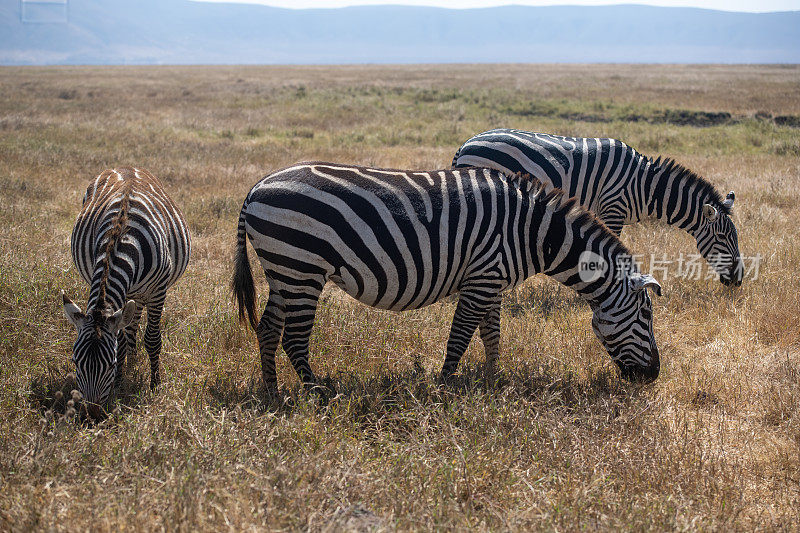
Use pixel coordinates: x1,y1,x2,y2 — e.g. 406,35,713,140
61,291,85,330
723,191,735,210
702,204,719,222
630,274,662,297
108,300,137,334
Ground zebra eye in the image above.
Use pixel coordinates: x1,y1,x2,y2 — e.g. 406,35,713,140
596,318,614,325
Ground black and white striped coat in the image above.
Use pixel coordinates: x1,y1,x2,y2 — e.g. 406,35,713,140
453,129,742,285
62,167,190,417
233,162,662,393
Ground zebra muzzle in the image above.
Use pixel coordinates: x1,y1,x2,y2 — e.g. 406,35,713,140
618,341,660,383
721,256,743,287
85,402,106,421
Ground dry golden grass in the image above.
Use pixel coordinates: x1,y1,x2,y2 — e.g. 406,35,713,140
0,64,798,531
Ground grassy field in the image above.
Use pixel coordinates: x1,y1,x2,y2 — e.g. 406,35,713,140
1,64,799,531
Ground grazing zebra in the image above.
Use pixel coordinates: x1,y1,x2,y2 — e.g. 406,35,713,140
232,162,662,395
62,167,190,418
453,129,743,286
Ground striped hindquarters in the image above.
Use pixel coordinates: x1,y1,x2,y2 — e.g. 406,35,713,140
453,128,649,232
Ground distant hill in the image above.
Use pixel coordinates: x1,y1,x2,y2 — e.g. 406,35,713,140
1,1,799,64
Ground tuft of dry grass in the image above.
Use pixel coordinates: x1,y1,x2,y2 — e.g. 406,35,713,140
0,64,799,531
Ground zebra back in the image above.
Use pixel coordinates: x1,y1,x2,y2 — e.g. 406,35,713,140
71,167,190,313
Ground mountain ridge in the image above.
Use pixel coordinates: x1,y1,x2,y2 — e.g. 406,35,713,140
2,1,798,64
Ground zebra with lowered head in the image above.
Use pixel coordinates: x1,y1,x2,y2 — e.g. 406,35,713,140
233,162,662,395
453,129,743,286
62,167,190,418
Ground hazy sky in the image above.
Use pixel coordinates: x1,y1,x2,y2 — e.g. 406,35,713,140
195,0,800,11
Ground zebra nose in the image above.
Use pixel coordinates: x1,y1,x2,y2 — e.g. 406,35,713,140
721,257,743,287
85,403,105,421
619,362,659,383
731,256,743,286
618,341,660,383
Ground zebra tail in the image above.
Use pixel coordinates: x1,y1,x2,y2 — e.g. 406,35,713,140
232,200,258,330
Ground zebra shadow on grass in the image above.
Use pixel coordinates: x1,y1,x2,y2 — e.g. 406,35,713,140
204,358,648,423
29,363,151,425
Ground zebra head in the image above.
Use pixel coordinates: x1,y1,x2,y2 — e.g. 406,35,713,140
590,273,662,382
696,191,742,287
61,292,136,418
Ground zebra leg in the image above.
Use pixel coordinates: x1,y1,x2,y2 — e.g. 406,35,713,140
115,302,144,386
257,289,285,396
478,296,501,379
441,292,491,381
144,293,167,390
279,282,322,391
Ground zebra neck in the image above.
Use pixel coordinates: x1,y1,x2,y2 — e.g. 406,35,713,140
525,193,624,307
643,161,711,235
575,246,633,308
86,244,131,313
86,182,134,313
86,278,129,313
549,235,626,308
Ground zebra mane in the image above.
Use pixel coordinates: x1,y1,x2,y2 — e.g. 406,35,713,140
95,173,134,324
89,307,108,337
509,171,636,261
650,157,730,216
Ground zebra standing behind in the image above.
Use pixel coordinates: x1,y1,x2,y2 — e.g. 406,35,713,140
453,129,743,286
232,162,662,395
62,167,190,418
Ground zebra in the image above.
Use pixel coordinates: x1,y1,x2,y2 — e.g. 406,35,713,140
232,162,663,396
61,167,191,418
453,129,742,286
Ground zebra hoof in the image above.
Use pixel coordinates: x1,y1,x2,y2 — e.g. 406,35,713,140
438,372,457,386
307,383,331,407
483,368,500,388
264,384,279,399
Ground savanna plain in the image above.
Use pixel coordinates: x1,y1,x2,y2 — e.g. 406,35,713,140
1,64,799,531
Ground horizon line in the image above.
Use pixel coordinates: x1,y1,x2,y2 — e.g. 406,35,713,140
188,0,800,14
